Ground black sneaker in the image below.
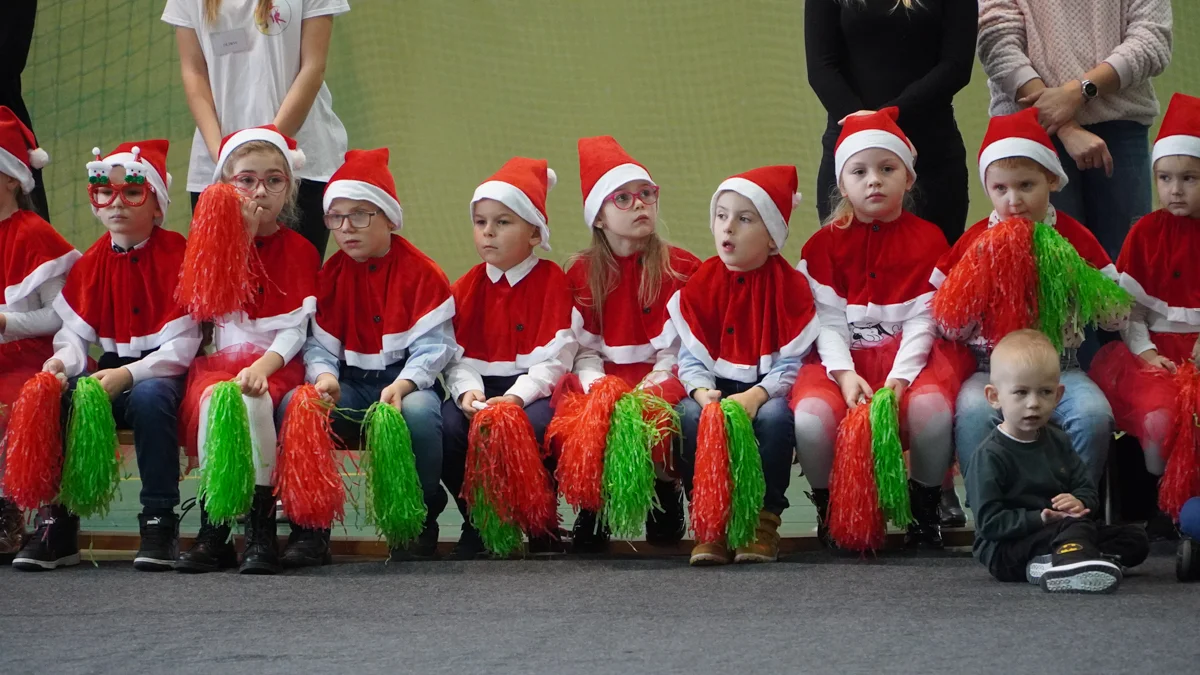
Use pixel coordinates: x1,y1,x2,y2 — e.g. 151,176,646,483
1038,542,1122,594
939,487,967,528
1178,537,1199,583
12,505,80,571
389,522,440,562
570,510,610,554
133,512,178,572
645,479,686,545
449,524,487,560
281,527,332,569
1025,554,1053,584
176,503,237,574
527,527,568,557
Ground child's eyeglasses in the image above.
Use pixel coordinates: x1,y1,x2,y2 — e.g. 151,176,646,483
229,172,290,195
604,185,660,210
323,210,380,230
88,182,151,209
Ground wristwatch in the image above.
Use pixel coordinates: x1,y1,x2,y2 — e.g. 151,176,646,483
1080,79,1099,102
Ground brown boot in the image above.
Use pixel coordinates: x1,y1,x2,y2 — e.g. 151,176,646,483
734,511,782,563
0,498,25,563
689,541,733,566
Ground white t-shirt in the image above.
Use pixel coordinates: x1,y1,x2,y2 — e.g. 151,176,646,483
161,0,350,192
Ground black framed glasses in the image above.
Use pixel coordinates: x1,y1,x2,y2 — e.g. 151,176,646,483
323,210,381,230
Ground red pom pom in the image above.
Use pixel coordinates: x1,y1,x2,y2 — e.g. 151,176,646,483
828,404,885,552
549,375,630,511
1,372,63,510
465,402,558,535
274,384,345,529
1160,362,1200,520
691,401,732,544
932,217,1039,343
175,182,256,321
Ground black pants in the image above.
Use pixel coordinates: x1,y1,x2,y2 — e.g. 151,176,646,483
987,518,1149,583
0,0,50,221
816,121,969,245
190,178,330,260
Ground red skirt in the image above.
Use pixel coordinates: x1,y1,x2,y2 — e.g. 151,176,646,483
179,344,304,457
0,337,57,436
788,336,975,441
1090,332,1198,447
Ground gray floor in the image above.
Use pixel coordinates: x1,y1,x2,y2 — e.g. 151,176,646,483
1,548,1197,674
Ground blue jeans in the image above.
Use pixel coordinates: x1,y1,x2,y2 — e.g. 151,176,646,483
1181,498,1200,540
955,370,1113,490
675,379,795,516
277,364,448,524
63,374,185,513
440,374,556,520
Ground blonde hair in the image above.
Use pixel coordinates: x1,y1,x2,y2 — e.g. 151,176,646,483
220,140,301,226
822,182,916,229
204,0,273,27
990,329,1061,381
567,228,685,330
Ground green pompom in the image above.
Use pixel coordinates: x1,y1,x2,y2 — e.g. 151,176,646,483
601,392,658,538
196,381,255,526
469,488,524,557
869,387,913,528
1033,222,1132,351
362,402,427,548
722,398,765,549
58,377,120,518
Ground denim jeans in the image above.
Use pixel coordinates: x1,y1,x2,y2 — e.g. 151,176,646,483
955,370,1113,490
1181,498,1200,540
277,364,448,524
63,374,186,513
675,379,795,516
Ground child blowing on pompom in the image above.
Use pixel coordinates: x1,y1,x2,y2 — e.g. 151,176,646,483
670,165,819,565
12,140,201,572
1090,93,1200,548
441,158,576,558
0,107,79,561
792,108,970,550
564,136,700,551
176,126,319,575
937,109,1119,488
966,329,1148,593
276,148,456,565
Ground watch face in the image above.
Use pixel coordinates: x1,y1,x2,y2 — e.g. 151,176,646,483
1083,81,1099,98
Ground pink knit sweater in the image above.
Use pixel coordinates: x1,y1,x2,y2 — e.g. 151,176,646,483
978,0,1173,126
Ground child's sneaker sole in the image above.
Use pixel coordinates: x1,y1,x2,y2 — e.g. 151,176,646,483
132,555,177,572
12,552,81,571
1025,554,1053,584
689,553,732,566
1038,560,1122,594
733,552,777,564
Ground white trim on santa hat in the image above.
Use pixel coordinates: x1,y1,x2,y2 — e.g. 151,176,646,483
710,177,789,252
472,180,552,250
211,127,304,182
978,137,1069,189
583,162,655,228
0,146,34,193
99,150,172,221
323,179,404,231
1152,134,1200,165
834,129,916,181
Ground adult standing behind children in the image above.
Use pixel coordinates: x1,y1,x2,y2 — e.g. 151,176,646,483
806,0,978,244
163,0,349,258
978,0,1173,262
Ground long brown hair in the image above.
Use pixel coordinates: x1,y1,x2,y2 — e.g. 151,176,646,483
204,0,273,27
568,229,685,330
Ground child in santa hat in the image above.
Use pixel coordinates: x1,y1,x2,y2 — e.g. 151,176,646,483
939,108,1118,492
0,106,79,562
175,125,320,575
440,157,577,558
669,165,820,565
1091,93,1200,557
273,147,456,567
564,136,701,551
11,140,202,572
793,107,969,550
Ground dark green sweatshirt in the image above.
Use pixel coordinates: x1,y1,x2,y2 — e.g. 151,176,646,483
965,426,1099,566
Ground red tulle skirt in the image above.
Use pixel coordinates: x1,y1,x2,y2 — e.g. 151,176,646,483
179,344,305,457
789,337,975,441
0,337,56,433
1090,332,1198,447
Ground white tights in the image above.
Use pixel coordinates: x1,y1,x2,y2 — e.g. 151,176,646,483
196,387,277,487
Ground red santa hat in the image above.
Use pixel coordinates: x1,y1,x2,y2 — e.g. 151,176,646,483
86,140,172,222
710,165,801,252
577,135,656,228
833,107,917,181
471,157,556,251
323,148,403,230
1152,92,1200,165
977,107,1069,188
211,124,305,182
0,106,49,194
